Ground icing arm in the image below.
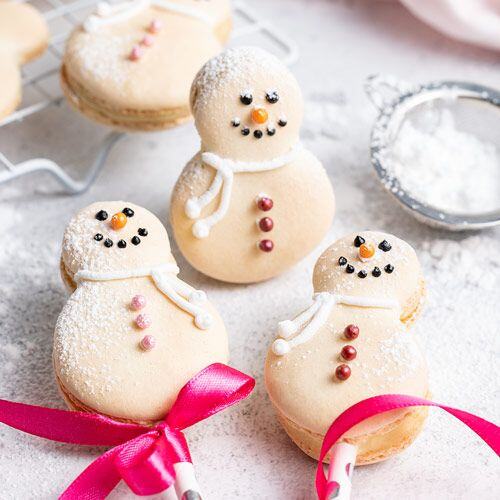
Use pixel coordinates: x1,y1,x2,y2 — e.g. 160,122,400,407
151,269,213,330
272,293,335,356
191,168,234,239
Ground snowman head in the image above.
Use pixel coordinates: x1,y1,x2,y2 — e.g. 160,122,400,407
312,231,423,314
190,46,303,162
62,201,176,277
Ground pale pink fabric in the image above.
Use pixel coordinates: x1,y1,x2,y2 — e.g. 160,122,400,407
401,0,500,51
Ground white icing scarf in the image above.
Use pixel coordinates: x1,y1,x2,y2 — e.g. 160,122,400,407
74,263,213,330
83,0,215,32
185,143,303,238
271,292,399,356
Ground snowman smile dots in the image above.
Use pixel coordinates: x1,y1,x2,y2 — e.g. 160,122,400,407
170,47,335,283
265,231,429,464
54,201,229,423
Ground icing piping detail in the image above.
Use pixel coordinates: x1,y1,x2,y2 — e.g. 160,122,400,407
271,293,399,355
74,263,212,330
186,143,303,238
83,0,214,32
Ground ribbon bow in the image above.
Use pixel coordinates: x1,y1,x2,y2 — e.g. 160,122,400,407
315,394,500,500
0,363,255,499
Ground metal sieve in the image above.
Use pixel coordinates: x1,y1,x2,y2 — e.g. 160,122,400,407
365,75,500,231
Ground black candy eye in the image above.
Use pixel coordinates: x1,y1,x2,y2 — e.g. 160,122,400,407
346,264,355,274
138,228,148,237
240,93,253,105
372,267,381,277
131,236,141,245
104,238,113,248
241,127,250,136
278,118,287,127
378,240,392,252
122,207,134,217
358,270,367,279
384,264,394,274
94,233,103,241
267,127,276,136
95,210,108,221
266,91,279,103
254,130,263,139
338,256,347,266
354,235,365,247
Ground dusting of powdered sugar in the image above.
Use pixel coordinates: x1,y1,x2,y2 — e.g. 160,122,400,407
73,34,136,88
190,46,289,112
384,107,500,214
54,281,129,396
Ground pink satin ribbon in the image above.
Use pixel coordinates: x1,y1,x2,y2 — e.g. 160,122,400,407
0,363,255,499
316,394,500,500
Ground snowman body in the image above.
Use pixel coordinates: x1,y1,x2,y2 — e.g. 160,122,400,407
54,276,227,422
171,148,334,282
266,303,427,441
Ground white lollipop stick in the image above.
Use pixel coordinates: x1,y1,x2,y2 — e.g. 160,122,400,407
174,462,203,500
325,443,357,500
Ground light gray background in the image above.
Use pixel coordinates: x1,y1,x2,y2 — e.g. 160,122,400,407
0,0,499,498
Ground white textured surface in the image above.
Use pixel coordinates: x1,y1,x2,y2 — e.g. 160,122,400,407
0,0,499,498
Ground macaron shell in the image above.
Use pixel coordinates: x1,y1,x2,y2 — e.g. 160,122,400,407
170,148,335,283
61,201,175,279
0,56,21,120
265,304,428,438
0,2,49,64
62,7,221,116
313,231,423,316
54,276,229,422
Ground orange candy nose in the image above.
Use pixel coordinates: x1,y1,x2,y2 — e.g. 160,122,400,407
111,212,127,230
251,108,268,124
359,243,375,259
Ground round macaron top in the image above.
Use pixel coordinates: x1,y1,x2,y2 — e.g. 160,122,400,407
313,231,422,313
190,46,303,162
62,201,175,277
0,2,49,64
63,6,221,111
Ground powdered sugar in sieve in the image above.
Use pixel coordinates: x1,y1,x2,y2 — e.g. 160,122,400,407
366,75,500,230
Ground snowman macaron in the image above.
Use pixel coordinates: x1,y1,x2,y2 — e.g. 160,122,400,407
61,0,231,131
54,201,228,423
170,46,335,283
265,231,428,464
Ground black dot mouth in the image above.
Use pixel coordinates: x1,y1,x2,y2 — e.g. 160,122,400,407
338,255,394,278
278,119,287,127
236,124,278,138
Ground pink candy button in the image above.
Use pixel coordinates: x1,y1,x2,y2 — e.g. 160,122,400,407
140,335,156,351
130,295,146,311
135,313,151,329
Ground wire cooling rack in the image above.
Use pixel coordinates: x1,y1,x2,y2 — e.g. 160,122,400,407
0,0,299,195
